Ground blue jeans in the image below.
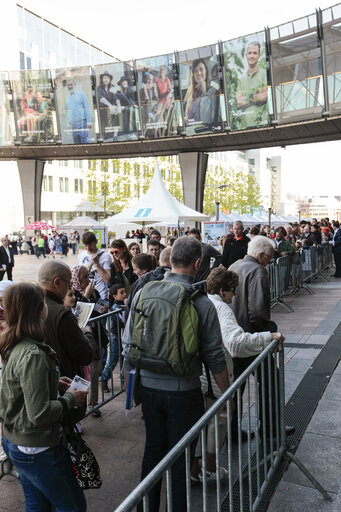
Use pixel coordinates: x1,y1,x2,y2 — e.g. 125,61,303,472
138,385,204,512
2,437,86,512
71,121,89,144
101,332,119,382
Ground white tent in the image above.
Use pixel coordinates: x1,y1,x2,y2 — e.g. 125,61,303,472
61,216,104,229
104,164,210,227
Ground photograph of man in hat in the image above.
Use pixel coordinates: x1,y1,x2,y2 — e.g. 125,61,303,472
116,76,136,134
97,70,120,140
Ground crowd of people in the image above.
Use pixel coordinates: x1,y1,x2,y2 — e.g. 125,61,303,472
0,217,339,511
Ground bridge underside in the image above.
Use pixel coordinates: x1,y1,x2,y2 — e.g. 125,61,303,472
2,115,341,161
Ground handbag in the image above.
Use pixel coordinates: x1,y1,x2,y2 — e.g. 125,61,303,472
62,424,102,489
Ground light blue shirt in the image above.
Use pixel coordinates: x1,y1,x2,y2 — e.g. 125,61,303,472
66,89,91,125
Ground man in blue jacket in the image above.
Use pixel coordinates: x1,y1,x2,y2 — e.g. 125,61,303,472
66,78,92,143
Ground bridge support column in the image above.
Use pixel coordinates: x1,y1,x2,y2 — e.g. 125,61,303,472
178,152,209,213
17,160,45,223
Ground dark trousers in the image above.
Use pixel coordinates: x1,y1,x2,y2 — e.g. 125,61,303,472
232,355,279,438
0,265,13,281
334,252,341,277
138,385,204,512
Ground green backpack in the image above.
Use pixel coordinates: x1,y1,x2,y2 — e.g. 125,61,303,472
128,280,202,377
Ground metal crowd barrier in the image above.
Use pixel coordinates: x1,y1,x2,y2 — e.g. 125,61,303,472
114,340,331,511
85,308,125,417
269,244,333,313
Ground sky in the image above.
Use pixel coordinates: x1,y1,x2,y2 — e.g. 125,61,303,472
6,0,341,201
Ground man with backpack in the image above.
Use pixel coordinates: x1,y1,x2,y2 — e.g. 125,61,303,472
123,237,231,512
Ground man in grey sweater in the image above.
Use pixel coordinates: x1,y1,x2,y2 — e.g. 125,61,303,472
123,237,231,512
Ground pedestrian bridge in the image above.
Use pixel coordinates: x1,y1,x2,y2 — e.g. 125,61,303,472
4,3,341,220
1,4,341,161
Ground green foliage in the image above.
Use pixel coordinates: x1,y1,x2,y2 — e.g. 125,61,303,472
203,165,261,216
83,156,184,216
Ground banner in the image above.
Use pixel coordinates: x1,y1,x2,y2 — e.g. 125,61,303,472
136,54,181,138
179,45,224,136
95,62,139,142
223,32,270,130
0,73,15,146
11,70,57,144
54,66,96,144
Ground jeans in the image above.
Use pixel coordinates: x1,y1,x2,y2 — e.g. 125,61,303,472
71,121,89,144
2,437,86,512
138,385,204,512
101,332,119,382
71,243,76,255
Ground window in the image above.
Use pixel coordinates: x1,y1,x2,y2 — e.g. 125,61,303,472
19,51,25,70
74,178,84,193
101,160,108,172
59,177,69,193
48,176,53,191
26,56,32,70
88,180,96,195
43,176,47,192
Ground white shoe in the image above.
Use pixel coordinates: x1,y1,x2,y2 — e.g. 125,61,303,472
199,467,228,482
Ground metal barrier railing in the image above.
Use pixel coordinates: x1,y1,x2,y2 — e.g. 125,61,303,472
269,244,333,312
114,341,331,511
85,308,125,417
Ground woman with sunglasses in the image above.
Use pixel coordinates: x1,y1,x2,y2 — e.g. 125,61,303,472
109,239,137,295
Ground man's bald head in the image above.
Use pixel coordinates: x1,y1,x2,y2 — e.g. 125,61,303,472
38,260,71,286
159,246,171,267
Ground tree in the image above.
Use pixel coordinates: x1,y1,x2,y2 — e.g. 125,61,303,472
86,160,117,217
203,166,261,215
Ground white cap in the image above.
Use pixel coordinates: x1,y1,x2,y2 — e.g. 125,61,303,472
0,280,13,298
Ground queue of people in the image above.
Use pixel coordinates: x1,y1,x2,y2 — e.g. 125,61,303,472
0,217,336,511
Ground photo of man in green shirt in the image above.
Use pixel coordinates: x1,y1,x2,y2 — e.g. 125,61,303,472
236,41,269,129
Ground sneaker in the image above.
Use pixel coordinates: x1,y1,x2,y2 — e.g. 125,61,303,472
91,410,101,418
199,467,228,482
102,382,110,393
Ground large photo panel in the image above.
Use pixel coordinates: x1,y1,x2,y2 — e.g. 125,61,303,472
223,32,271,130
54,66,96,144
0,73,15,145
136,54,181,138
178,44,225,136
10,69,58,144
95,61,139,141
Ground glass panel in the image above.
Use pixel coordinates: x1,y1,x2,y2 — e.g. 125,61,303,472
91,46,104,65
54,66,96,144
223,32,271,130
0,73,15,146
95,61,139,141
10,69,58,144
24,11,43,69
44,22,60,69
60,31,76,67
294,18,309,33
322,11,341,115
76,39,90,66
136,54,181,138
17,5,25,51
178,44,225,136
270,25,324,123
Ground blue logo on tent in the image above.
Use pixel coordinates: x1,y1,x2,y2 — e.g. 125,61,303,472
134,208,152,218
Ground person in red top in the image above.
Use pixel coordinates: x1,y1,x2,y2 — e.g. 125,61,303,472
222,221,250,268
155,65,172,114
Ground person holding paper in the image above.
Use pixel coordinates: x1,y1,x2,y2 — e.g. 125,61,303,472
0,282,88,511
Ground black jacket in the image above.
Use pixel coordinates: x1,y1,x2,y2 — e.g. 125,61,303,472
109,261,137,289
44,291,94,379
0,246,14,270
194,243,222,283
222,234,250,269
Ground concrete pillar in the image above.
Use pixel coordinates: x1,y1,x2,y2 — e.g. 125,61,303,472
17,160,45,223
178,152,209,213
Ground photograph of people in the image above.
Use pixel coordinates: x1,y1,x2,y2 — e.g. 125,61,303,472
97,70,120,141
115,75,137,136
182,55,222,135
66,77,92,143
224,34,270,130
12,70,56,144
137,56,179,138
0,74,14,146
95,63,138,142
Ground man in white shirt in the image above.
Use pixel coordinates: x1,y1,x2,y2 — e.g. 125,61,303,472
78,232,111,299
0,237,14,281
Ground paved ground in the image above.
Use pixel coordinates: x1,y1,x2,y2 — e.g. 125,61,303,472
1,254,341,511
